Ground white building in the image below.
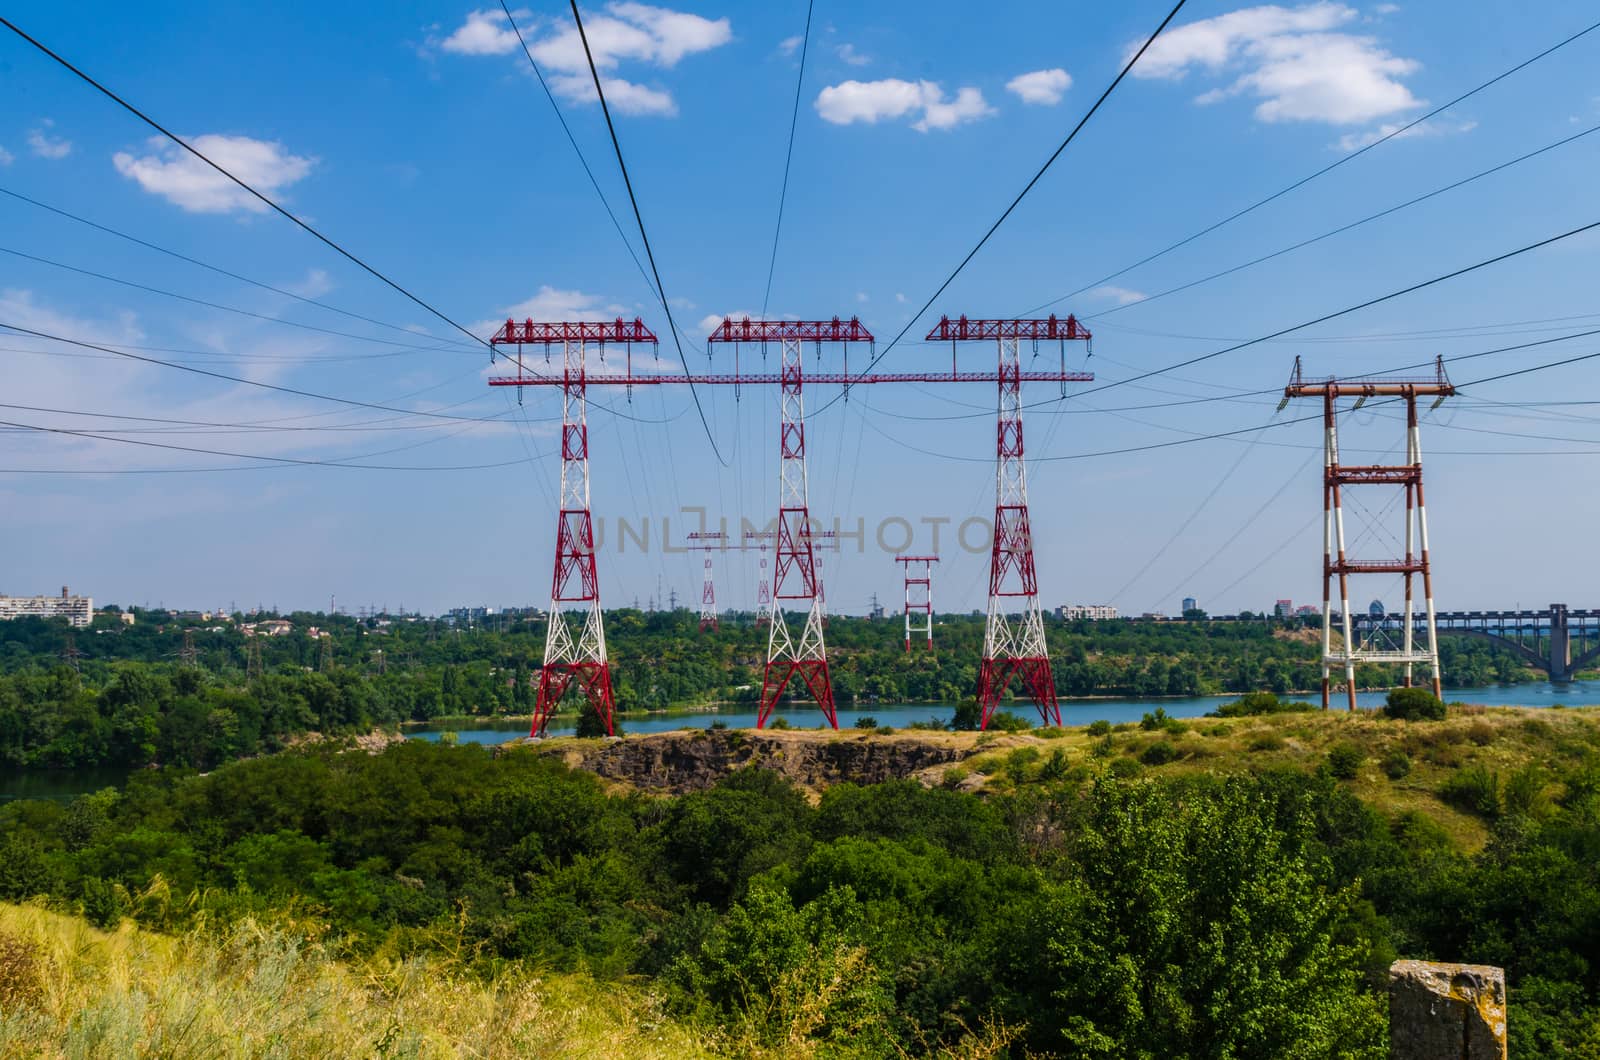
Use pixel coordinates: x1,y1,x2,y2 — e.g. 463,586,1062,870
0,586,93,627
1057,603,1118,621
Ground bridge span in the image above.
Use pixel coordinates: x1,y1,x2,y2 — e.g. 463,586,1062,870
1352,603,1600,682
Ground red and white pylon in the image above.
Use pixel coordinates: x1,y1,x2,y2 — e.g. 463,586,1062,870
686,530,727,633
710,317,874,728
489,318,657,737
927,316,1091,728
896,554,939,651
755,547,771,626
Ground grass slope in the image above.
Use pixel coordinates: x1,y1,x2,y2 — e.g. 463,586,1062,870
0,902,714,1059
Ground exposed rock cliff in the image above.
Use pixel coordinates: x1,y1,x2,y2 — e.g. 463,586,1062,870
522,728,1009,794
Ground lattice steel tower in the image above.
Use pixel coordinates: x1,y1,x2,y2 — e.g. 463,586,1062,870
896,555,939,651
1283,356,1454,710
490,318,657,737
927,315,1092,727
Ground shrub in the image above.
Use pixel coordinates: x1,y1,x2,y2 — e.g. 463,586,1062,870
768,716,792,731
1035,727,1069,740
1326,742,1364,780
1086,719,1112,737
1380,749,1412,780
854,716,878,730
1038,748,1070,781
1005,747,1041,780
1248,733,1285,753
951,700,982,731
907,717,947,732
1091,734,1116,759
1210,692,1313,718
1439,765,1502,817
874,726,895,736
1383,687,1446,721
987,711,1032,733
1503,765,1553,820
1140,740,1180,766
1107,756,1143,778
576,707,621,738
1140,707,1184,733
1465,720,1495,746
710,720,728,730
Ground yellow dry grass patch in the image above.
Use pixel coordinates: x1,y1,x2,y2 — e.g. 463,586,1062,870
0,902,714,1060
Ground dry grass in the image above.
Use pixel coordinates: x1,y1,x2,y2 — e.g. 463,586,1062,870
0,903,714,1060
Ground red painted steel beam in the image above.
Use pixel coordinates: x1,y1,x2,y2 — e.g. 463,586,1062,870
925,314,1091,342
488,370,1094,386
490,318,659,345
705,316,874,343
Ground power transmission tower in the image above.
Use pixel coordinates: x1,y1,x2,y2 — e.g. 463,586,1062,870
490,320,656,738
929,316,1091,728
246,636,264,681
1283,356,1454,709
896,555,940,652
687,531,727,632
60,632,83,673
318,634,334,673
179,629,198,669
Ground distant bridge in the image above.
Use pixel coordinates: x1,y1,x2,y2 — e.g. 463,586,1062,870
1350,604,1600,682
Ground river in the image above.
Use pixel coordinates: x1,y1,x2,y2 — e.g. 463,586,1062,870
7,682,1596,803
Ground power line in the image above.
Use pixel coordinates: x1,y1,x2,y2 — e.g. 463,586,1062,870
1022,16,1600,316
0,184,480,349
1076,217,1600,399
1085,121,1600,322
0,244,483,355
495,0,659,305
0,14,492,351
0,320,681,425
814,0,1190,416
761,0,814,318
567,0,726,464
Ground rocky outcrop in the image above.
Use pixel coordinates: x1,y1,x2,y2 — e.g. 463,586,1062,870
1388,960,1506,1060
533,729,987,794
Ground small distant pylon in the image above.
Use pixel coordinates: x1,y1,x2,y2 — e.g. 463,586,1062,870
179,629,198,669
896,555,940,651
246,636,264,681
317,634,333,673
687,531,728,633
60,632,83,673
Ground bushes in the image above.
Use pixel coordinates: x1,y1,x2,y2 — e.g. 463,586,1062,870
1380,749,1412,780
1326,742,1365,780
1141,740,1180,766
986,711,1032,733
853,716,878,730
576,707,620,738
1439,765,1501,817
1383,687,1446,721
1210,691,1313,718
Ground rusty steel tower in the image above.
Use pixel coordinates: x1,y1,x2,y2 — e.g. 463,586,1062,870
1283,356,1455,710
928,315,1092,727
490,318,657,737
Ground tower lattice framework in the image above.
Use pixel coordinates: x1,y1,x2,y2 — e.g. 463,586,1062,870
928,315,1091,727
1283,356,1454,710
490,318,657,736
896,555,939,651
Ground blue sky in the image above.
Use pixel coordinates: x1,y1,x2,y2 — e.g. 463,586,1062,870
2,0,1599,617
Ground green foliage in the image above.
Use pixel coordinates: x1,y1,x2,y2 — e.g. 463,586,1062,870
767,716,791,730
575,707,619,739
853,716,878,730
1107,756,1142,779
1384,687,1447,721
986,710,1031,733
1211,691,1313,717
1140,740,1180,766
1380,749,1412,780
1326,742,1365,780
1086,719,1111,736
949,699,980,731
1439,765,1502,817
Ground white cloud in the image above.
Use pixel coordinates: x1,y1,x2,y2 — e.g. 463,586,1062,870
1088,285,1148,305
1132,3,1422,125
440,2,729,117
1006,68,1072,105
284,269,334,299
439,8,522,55
1335,116,1474,152
778,35,802,56
1372,3,1399,14
0,145,12,166
836,43,869,67
475,286,620,340
113,134,316,214
855,291,868,303
815,78,995,132
27,120,72,159
894,292,906,304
